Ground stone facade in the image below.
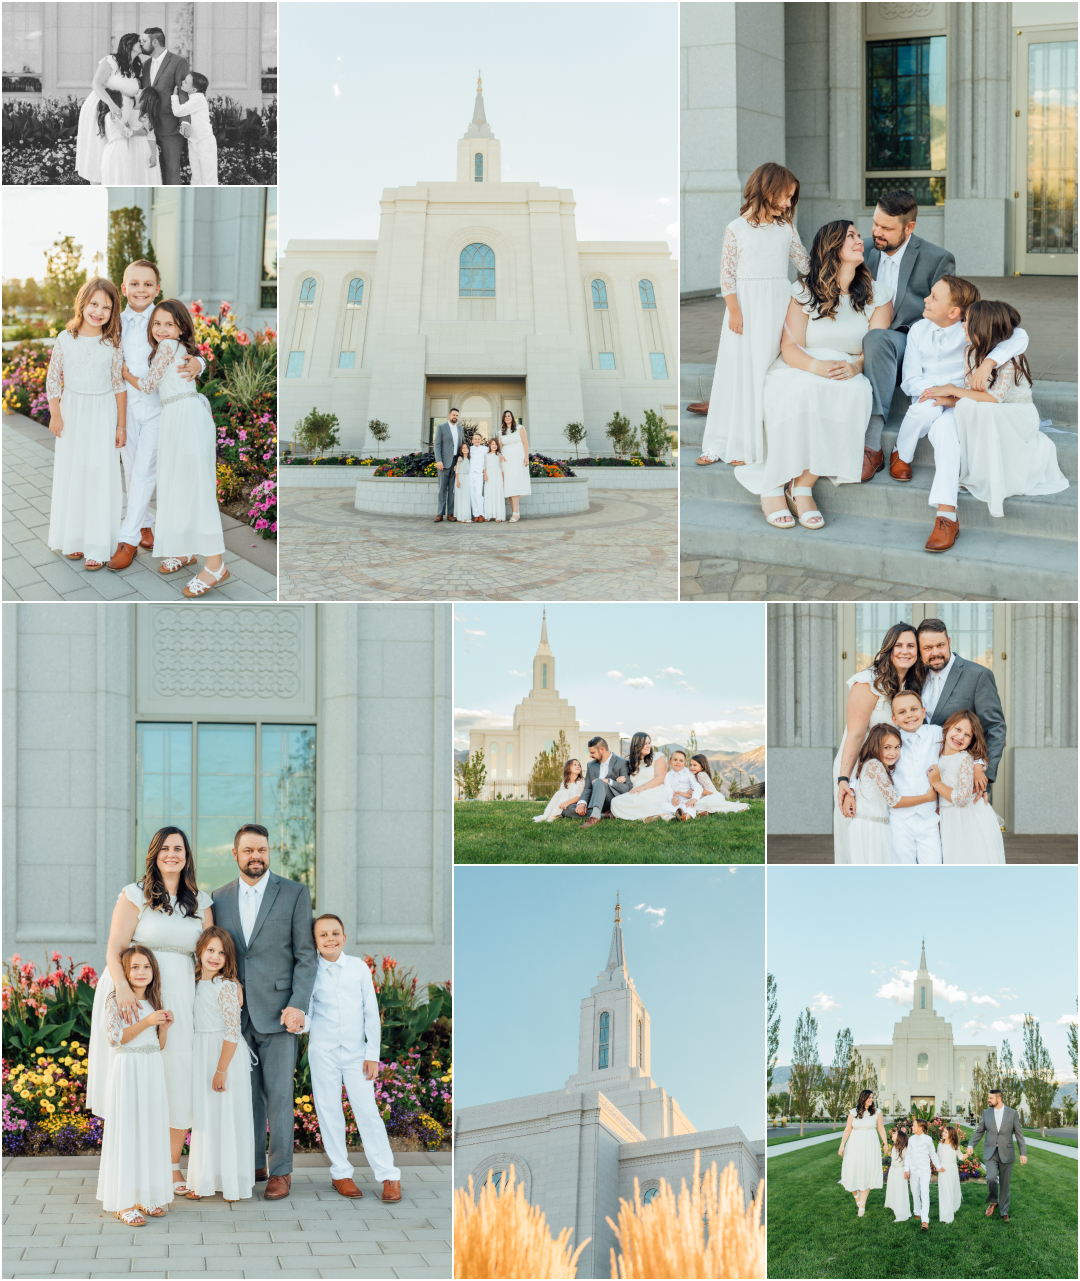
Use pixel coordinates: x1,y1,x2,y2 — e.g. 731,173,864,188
280,82,678,456
454,900,764,1280
1,603,452,985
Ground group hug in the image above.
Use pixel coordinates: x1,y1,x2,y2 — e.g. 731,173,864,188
697,164,1068,552
434,408,532,523
46,264,228,597
531,733,750,825
87,825,401,1225
834,618,1006,865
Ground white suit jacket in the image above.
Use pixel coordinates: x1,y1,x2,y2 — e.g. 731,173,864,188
303,952,382,1062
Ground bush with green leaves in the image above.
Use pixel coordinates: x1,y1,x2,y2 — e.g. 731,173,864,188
640,408,671,459
295,407,341,456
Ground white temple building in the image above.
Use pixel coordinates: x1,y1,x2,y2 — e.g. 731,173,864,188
280,78,678,456
856,941,994,1116
455,898,764,1280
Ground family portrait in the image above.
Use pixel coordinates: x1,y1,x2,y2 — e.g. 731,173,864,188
2,2,277,186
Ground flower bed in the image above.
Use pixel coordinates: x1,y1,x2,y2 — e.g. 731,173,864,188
2,341,52,423
373,450,438,478
566,455,671,468
283,454,382,466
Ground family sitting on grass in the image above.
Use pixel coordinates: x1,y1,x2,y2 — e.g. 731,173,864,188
532,733,751,826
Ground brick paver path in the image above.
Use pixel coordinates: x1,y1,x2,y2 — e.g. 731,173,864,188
2,1152,450,1279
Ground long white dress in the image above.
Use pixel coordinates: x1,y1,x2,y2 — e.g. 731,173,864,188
884,1145,911,1221
736,281,892,495
700,217,810,464
484,450,506,521
955,362,1068,518
533,778,585,822
840,1108,884,1192
936,1143,962,1223
96,996,174,1213
76,55,141,183
137,339,225,558
610,758,668,820
846,759,896,865
187,978,255,1201
453,459,473,521
834,669,896,865
500,427,533,498
100,100,158,185
937,752,1006,865
46,329,124,564
88,885,213,1128
695,774,750,816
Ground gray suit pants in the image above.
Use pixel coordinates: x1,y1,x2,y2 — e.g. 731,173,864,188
862,328,908,436
984,1150,1015,1216
158,133,184,186
582,778,632,818
245,1025,298,1177
437,466,454,516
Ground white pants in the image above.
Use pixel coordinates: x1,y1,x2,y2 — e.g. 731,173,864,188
896,401,960,510
895,400,943,463
309,1045,400,1183
188,134,218,186
118,396,160,544
469,469,484,516
909,1164,933,1221
661,797,697,819
890,812,942,865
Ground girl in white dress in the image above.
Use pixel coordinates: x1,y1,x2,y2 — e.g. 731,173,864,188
936,1125,963,1224
100,88,159,185
689,753,751,817
534,758,585,822
838,1089,888,1216
884,1126,912,1223
186,928,255,1203
697,163,809,512
927,711,1006,865
75,34,143,183
122,300,227,597
847,725,903,865
88,827,214,1198
453,442,474,522
611,733,669,821
736,221,894,528
483,437,506,521
96,947,174,1225
46,278,126,570
921,301,1068,519
499,410,532,522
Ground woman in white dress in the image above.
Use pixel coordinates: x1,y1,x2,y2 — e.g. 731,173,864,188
688,754,750,816
834,623,924,864
928,711,1006,865
122,300,227,598
483,437,507,522
499,410,532,522
88,827,214,1198
735,221,893,528
611,733,669,821
75,33,143,184
936,1125,963,1223
884,1126,912,1223
838,1089,888,1216
846,725,903,865
533,758,585,822
100,89,159,185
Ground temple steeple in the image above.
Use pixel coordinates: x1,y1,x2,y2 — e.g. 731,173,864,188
457,74,501,182
605,895,627,977
532,609,555,696
913,939,934,1014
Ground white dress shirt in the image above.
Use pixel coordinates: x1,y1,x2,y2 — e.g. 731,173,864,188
993,1104,1005,1131
892,722,943,818
599,754,610,780
149,48,168,85
901,318,1030,400
874,235,911,305
303,952,381,1061
238,872,270,945
922,655,956,719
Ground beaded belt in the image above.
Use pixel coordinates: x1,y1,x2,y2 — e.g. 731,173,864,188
854,814,890,826
160,391,198,407
149,945,194,957
117,1043,161,1055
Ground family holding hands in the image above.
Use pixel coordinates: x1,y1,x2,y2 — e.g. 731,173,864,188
434,408,532,523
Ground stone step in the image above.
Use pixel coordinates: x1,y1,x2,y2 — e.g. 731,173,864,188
680,495,1078,600
879,423,1078,483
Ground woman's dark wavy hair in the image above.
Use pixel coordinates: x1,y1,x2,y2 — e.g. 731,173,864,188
964,300,1033,390
140,827,200,918
854,724,902,780
627,732,655,777
500,409,518,436
115,31,142,79
856,1088,876,1118
799,220,875,320
96,88,124,138
869,623,926,703
563,758,583,789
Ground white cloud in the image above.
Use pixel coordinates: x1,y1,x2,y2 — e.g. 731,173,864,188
332,83,340,97
657,197,671,205
665,221,680,238
971,994,1002,1008
607,670,623,680
658,667,684,677
646,716,765,752
623,677,655,689
964,1019,987,1033
1057,1013,1079,1026
728,866,738,874
464,630,486,637
634,904,666,928
989,1014,1027,1033
811,992,839,1012
453,612,466,622
508,669,527,677
875,968,968,1006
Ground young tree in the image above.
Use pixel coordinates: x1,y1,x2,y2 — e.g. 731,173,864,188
42,235,86,318
1020,1014,1058,1136
639,407,671,460
563,422,587,458
788,1007,822,1137
822,1028,855,1130
604,411,634,458
998,1039,1023,1110
528,730,572,801
454,750,488,801
107,207,150,289
847,1052,879,1113
969,1058,988,1117
294,408,340,455
368,418,390,452
767,973,780,1092
686,730,700,759
1069,999,1078,1079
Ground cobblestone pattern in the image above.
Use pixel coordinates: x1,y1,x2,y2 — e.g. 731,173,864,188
680,556,1007,602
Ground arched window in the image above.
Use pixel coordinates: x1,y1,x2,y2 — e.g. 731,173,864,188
299,277,316,303
505,743,513,777
959,1057,966,1084
917,1052,929,1082
598,1011,610,1069
642,1188,658,1205
475,152,483,182
489,1171,504,1192
638,279,657,309
459,243,495,297
880,1058,887,1087
920,985,926,1009
346,278,364,306
489,743,499,774
542,663,548,688
637,1018,643,1067
592,279,608,310
287,278,318,378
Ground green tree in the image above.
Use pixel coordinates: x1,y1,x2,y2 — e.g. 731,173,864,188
1069,999,1078,1079
686,730,699,759
107,207,152,290
454,750,488,801
767,973,780,1092
42,235,86,318
21,277,42,310
604,410,636,459
998,1038,1023,1110
1020,1014,1057,1136
528,730,572,800
563,422,587,458
822,1028,855,1129
789,1007,822,1137
846,1052,879,1113
639,407,670,459
368,418,390,451
295,408,340,456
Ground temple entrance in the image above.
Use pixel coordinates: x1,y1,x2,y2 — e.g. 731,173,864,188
910,1096,935,1112
424,377,526,448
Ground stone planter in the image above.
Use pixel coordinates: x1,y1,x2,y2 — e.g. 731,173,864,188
354,471,590,518
279,465,365,488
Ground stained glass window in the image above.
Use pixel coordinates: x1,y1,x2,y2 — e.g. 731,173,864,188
459,244,495,297
866,37,946,206
598,1011,610,1069
347,278,364,306
592,280,608,309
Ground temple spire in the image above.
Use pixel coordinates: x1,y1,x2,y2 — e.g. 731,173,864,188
540,608,549,648
920,938,926,969
467,73,492,137
606,895,627,976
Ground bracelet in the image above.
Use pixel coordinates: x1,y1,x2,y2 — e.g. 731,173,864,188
837,776,850,784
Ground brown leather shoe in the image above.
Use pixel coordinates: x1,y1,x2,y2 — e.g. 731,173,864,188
264,1174,291,1199
382,1180,402,1202
107,542,138,571
861,447,885,482
139,527,155,550
332,1177,363,1198
581,816,601,827
433,514,443,522
255,1166,268,1183
889,450,912,481
1000,1214,1009,1221
925,514,959,551
986,1202,997,1217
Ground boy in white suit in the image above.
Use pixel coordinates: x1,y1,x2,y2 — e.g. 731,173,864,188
468,430,486,520
888,692,944,865
304,914,402,1202
171,72,219,185
904,1117,943,1229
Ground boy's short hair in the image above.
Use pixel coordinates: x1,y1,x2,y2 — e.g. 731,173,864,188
123,258,161,284
939,274,980,318
892,690,923,709
669,749,687,762
190,71,209,94
313,912,345,934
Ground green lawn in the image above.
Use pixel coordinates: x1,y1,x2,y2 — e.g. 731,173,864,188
768,1130,1078,1278
453,799,764,864
1023,1130,1078,1148
768,1128,843,1146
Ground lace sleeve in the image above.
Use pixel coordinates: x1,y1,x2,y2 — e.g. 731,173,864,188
109,341,125,393
863,759,901,808
719,225,738,295
137,340,176,394
45,337,64,399
950,753,976,807
105,993,126,1048
789,225,810,274
987,362,1016,402
218,980,242,1043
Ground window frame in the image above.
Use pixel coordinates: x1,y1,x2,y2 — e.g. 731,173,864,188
260,188,277,310
459,243,496,298
864,35,947,209
638,279,658,309
649,352,669,380
598,1009,611,1069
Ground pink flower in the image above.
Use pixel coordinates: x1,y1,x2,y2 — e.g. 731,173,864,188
219,301,232,315
236,331,249,345
191,300,204,316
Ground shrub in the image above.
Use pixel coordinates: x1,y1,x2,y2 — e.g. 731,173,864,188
640,408,671,459
368,418,391,448
374,450,437,477
216,462,245,505
563,421,587,458
455,751,488,800
295,407,341,456
605,411,638,459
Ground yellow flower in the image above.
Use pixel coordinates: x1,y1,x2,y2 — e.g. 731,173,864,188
60,1041,68,1047
302,1104,313,1113
45,1087,56,1097
441,1075,450,1083
44,1102,55,1114
34,1046,44,1054
19,1090,30,1099
302,1095,310,1102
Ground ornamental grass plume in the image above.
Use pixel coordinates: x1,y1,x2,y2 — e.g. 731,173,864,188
607,1153,765,1280
454,1166,589,1279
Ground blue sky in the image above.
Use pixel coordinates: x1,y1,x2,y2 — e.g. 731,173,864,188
278,2,678,249
768,866,1079,1079
453,603,766,753
454,865,764,1137
4,188,108,282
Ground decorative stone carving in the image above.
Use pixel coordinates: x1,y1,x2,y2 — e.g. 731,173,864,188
878,3,935,18
470,1153,532,1202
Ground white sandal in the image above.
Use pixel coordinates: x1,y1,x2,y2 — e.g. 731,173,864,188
136,1202,167,1217
509,513,520,523
760,486,794,529
788,484,824,529
115,1207,146,1226
182,563,230,598
158,556,197,575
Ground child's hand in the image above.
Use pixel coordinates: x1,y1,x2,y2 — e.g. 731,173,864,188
48,412,64,439
363,1059,380,1082
178,355,201,382
147,1009,171,1026
212,1069,227,1093
905,1172,910,1181
969,359,995,393
927,764,940,784
727,306,744,336
115,424,127,449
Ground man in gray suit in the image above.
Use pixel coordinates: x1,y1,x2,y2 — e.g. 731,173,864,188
561,737,632,827
212,824,317,1200
917,618,1006,794
860,189,956,480
138,28,189,186
967,1087,1027,1220
433,407,463,522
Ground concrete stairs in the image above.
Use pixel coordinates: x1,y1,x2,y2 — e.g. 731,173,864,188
679,368,1077,599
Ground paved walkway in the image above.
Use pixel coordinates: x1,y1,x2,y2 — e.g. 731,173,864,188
766,1131,842,1157
957,1125,1078,1161
766,834,1079,863
278,487,677,601
1,1151,450,1279
3,417,277,602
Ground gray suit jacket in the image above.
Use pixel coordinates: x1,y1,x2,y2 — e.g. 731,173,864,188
434,419,462,470
579,752,631,807
141,50,189,137
212,872,318,1036
924,654,1006,782
861,233,955,333
970,1105,1026,1163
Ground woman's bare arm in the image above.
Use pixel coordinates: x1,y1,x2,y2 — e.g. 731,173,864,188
838,683,879,806
105,895,142,1023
